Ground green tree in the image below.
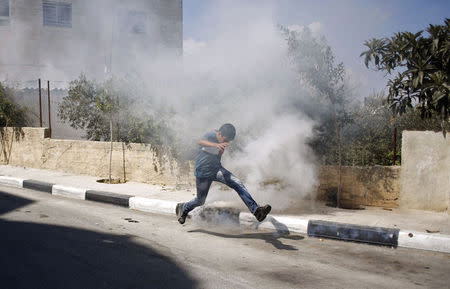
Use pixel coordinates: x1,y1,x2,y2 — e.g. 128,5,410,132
281,26,348,207
58,75,105,140
361,18,450,136
58,74,171,147
0,82,31,163
341,93,398,166
339,92,450,167
0,82,30,127
58,75,175,182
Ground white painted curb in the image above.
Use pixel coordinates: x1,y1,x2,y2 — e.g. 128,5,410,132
129,197,177,215
398,230,450,253
0,176,24,188
52,185,86,200
239,212,309,234
4,176,450,254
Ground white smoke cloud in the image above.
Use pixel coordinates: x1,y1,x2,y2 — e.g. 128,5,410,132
223,115,318,210
288,21,323,37
1,0,320,211
183,38,207,56
151,1,320,211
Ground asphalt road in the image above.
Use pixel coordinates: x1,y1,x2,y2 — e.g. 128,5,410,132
1,185,449,289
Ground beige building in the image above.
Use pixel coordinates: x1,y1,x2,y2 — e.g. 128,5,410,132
0,0,182,84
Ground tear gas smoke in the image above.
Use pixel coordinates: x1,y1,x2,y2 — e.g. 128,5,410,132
142,1,319,210
1,0,320,211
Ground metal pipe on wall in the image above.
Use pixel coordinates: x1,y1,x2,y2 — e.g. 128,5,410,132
38,78,42,127
47,80,51,138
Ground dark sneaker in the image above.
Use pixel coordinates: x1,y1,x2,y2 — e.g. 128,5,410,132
254,205,271,222
176,202,188,224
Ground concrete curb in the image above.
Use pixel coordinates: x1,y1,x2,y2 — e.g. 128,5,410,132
2,178,449,254
85,190,131,207
307,220,399,247
23,179,54,193
240,212,449,253
52,185,86,200
0,176,24,188
129,197,176,215
398,230,450,253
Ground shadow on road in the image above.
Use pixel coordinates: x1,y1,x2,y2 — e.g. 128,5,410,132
188,229,304,251
0,189,35,215
0,191,198,289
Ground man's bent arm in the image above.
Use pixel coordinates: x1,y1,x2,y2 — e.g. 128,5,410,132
198,139,218,147
198,139,229,153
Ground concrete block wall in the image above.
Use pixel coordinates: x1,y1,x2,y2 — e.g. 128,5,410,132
317,165,400,208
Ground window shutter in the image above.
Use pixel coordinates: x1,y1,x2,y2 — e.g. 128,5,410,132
58,4,72,27
0,0,9,17
43,2,58,26
43,2,71,28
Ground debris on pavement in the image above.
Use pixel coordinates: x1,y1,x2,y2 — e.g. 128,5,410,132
124,217,139,223
426,230,440,233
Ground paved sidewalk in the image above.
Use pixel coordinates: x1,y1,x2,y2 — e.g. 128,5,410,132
1,165,449,253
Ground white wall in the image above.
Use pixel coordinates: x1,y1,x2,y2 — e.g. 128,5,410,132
400,131,450,212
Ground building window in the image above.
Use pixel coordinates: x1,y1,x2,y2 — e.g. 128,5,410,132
0,0,9,26
43,1,72,28
120,10,148,34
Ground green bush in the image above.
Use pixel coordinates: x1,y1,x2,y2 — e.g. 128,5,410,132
0,82,30,127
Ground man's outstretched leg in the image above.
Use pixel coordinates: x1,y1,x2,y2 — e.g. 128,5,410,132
216,167,271,222
176,177,212,224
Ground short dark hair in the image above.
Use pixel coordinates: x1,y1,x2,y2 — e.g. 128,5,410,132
219,123,236,140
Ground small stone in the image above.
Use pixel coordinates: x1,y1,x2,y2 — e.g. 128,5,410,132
426,229,440,233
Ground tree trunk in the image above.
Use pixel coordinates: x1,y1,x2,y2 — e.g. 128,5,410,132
116,115,126,182
1,123,7,163
109,119,113,184
332,105,342,208
441,105,447,138
1,118,13,164
122,142,126,182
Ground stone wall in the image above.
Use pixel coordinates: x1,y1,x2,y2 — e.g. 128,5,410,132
2,128,448,211
317,165,400,208
0,127,193,186
400,131,450,211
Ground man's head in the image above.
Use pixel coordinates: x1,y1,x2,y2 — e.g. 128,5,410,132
217,123,236,143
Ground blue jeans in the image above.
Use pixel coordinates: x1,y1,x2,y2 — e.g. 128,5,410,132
183,167,259,215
